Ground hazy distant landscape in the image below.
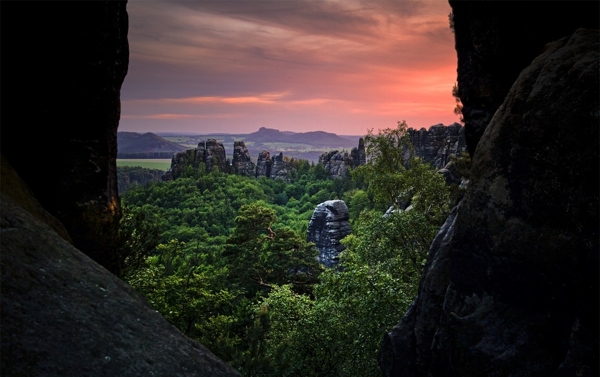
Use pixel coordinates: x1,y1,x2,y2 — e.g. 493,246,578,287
118,127,365,166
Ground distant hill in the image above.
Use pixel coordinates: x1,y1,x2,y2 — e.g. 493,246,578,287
244,127,355,147
117,132,188,158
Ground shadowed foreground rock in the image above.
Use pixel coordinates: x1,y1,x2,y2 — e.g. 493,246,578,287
1,163,240,376
379,29,599,377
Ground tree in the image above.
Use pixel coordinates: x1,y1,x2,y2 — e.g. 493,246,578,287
224,203,322,297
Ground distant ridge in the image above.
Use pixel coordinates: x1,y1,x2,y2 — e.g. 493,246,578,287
117,132,188,158
244,127,355,147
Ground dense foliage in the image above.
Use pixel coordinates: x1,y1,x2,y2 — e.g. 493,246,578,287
117,166,165,193
120,122,455,376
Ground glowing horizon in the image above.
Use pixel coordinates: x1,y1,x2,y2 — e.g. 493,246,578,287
120,0,461,136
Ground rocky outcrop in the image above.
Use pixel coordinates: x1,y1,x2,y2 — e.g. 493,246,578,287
379,29,599,377
350,137,366,168
200,139,227,173
319,150,351,179
405,123,466,169
271,152,293,180
306,200,352,268
255,150,272,178
319,138,366,179
232,141,256,177
164,139,227,180
1,178,240,376
1,1,128,270
449,1,599,155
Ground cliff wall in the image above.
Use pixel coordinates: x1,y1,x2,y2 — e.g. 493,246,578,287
2,2,128,269
380,27,598,377
449,1,599,155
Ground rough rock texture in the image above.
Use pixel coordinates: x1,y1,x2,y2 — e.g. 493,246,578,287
271,152,292,180
405,123,467,169
164,139,227,180
319,150,351,179
379,29,599,377
1,189,241,376
201,139,227,173
350,138,367,168
256,150,272,178
306,200,352,268
1,1,129,269
232,141,256,176
319,138,366,179
449,1,599,156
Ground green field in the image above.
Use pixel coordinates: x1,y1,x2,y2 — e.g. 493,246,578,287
117,159,171,170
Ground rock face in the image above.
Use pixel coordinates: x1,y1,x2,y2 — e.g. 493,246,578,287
201,139,227,173
350,138,367,167
405,123,466,169
1,184,240,376
1,1,128,270
306,200,352,268
232,141,256,176
165,139,227,180
319,150,351,179
271,152,293,180
255,150,272,178
449,1,599,155
319,138,366,179
379,29,599,377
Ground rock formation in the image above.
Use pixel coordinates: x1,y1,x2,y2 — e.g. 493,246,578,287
1,2,241,374
449,1,599,156
318,138,366,179
1,1,128,270
350,137,367,168
306,200,352,268
318,150,351,179
255,150,272,178
1,161,240,376
271,152,293,180
232,141,256,176
164,139,227,180
200,139,227,173
405,123,466,169
379,28,599,377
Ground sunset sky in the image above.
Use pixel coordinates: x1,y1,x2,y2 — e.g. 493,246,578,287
120,0,460,136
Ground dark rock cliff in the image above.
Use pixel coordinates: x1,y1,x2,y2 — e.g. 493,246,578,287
318,137,366,179
256,150,273,178
306,200,352,267
1,2,241,375
405,123,466,169
165,139,228,180
232,141,256,177
450,1,599,155
379,28,599,377
1,171,240,376
1,1,129,269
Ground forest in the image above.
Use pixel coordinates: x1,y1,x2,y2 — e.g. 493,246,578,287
117,122,466,377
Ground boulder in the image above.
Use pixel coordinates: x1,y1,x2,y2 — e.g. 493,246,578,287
379,29,599,377
306,200,352,267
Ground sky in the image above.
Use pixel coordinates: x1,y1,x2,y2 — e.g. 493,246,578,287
120,0,460,136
